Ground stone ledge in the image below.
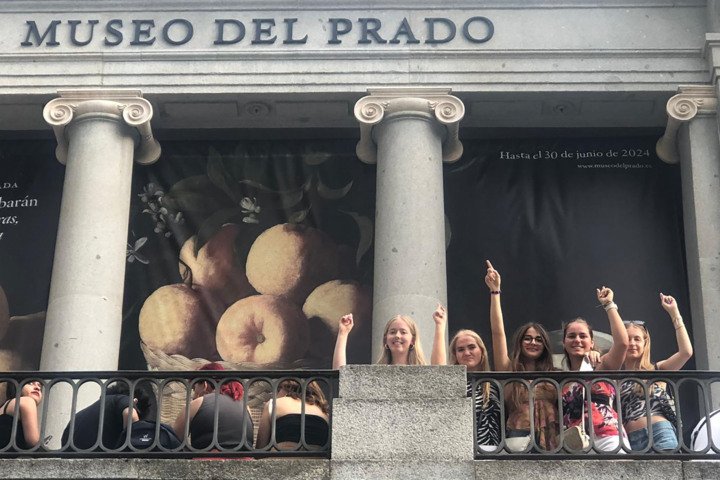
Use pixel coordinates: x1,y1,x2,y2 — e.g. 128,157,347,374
475,459,685,480
683,460,720,480
0,458,330,480
332,460,475,480
338,365,467,400
0,457,718,479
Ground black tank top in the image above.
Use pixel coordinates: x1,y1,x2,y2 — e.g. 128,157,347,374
0,400,30,450
274,414,329,446
189,393,253,450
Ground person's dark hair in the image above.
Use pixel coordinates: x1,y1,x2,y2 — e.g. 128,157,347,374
5,382,17,402
198,363,244,401
277,379,329,415
562,317,594,369
4,380,42,404
507,323,555,410
106,381,154,420
509,322,554,372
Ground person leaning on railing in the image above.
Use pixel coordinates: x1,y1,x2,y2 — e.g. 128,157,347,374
332,305,448,368
620,293,693,451
255,379,329,451
561,286,630,452
0,380,42,450
61,381,151,450
172,362,253,451
485,260,560,452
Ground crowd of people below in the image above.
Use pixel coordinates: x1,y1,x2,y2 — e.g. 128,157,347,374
0,259,716,453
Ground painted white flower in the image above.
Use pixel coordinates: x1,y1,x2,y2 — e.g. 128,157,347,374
240,196,261,214
126,237,149,264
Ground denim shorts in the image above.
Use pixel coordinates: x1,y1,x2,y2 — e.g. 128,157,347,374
628,420,678,451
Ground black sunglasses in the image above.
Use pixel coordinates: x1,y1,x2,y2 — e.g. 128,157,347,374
623,320,646,327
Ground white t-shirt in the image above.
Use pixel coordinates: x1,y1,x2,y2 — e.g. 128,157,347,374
690,409,720,453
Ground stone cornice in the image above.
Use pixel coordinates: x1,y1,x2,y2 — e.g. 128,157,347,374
43,89,161,165
354,88,465,164
0,0,706,12
705,33,720,87
656,85,717,164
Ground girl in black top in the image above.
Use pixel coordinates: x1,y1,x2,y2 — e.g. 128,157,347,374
0,380,42,450
256,379,329,450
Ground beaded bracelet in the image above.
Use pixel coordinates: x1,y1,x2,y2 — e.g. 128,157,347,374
603,301,618,311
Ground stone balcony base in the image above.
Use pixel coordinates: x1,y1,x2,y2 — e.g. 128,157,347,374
1,458,719,480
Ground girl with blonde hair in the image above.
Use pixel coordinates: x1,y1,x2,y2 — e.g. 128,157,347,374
449,329,501,449
332,304,448,368
620,293,693,451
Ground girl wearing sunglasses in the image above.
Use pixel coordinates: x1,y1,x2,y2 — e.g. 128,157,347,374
485,260,559,452
620,293,693,451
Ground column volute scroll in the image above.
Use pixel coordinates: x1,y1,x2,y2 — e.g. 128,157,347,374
354,87,465,164
43,89,161,165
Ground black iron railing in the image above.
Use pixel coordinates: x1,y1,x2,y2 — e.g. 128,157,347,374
0,370,338,458
3,369,719,459
469,370,720,459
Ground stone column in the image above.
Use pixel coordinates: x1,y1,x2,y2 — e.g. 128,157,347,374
40,90,160,445
354,88,464,360
656,86,720,379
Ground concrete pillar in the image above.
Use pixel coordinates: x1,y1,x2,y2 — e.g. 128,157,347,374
354,88,464,360
40,90,160,445
331,365,474,479
656,85,720,405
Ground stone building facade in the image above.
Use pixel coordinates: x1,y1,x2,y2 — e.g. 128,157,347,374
0,1,719,478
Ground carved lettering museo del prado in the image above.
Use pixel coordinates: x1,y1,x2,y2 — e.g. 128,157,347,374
19,16,494,48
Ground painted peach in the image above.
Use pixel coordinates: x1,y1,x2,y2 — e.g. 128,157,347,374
245,224,340,304
216,295,309,365
139,284,217,359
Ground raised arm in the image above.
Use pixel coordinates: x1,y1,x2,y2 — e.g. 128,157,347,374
655,293,693,370
596,286,629,370
486,260,510,371
332,314,354,369
431,303,448,365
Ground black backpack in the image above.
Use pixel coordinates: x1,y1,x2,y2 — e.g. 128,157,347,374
116,420,182,451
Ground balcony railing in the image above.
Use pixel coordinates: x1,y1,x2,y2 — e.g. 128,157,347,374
469,370,720,459
1,369,719,460
0,370,338,458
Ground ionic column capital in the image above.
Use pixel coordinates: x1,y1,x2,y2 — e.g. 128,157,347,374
43,89,161,165
656,85,717,164
354,88,465,164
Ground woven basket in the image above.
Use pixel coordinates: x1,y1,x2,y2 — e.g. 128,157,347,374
140,342,309,426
